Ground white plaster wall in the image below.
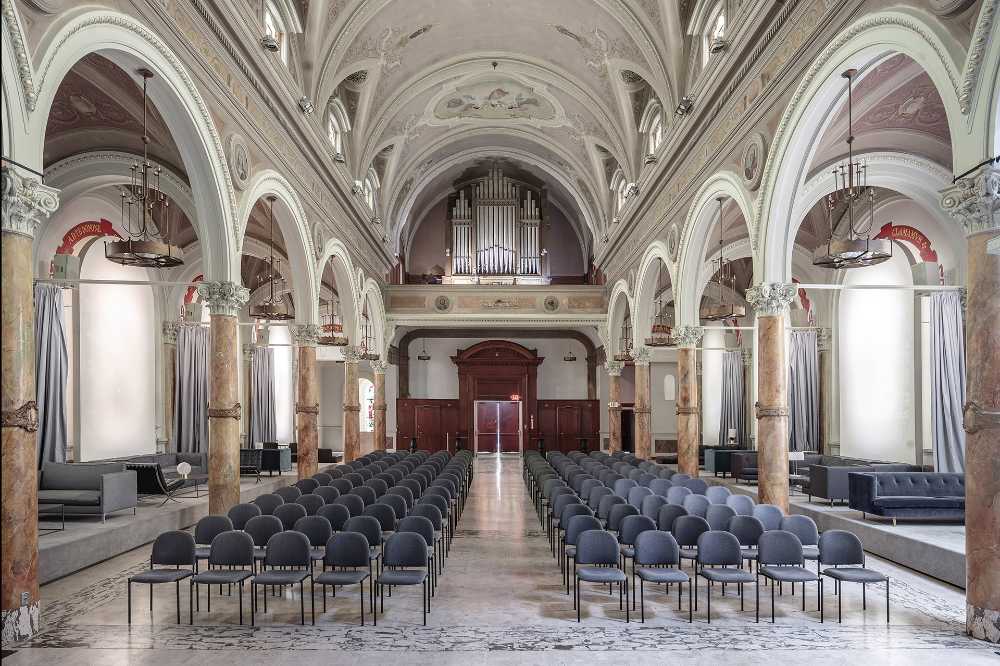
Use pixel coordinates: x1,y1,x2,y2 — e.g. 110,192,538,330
651,362,678,441
268,326,294,443
318,361,344,451
701,325,725,446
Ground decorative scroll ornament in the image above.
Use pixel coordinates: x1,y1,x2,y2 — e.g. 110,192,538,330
370,360,389,374
293,324,321,347
755,402,790,418
2,401,38,432
162,321,180,345
208,403,242,419
673,326,704,348
604,360,624,376
342,345,363,363
632,347,652,366
940,166,1000,236
1,167,60,238
963,401,1000,434
295,403,320,415
197,281,250,317
676,405,699,415
746,283,796,317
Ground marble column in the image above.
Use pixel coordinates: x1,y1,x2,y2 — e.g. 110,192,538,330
1,167,58,644
816,328,832,456
342,346,361,463
162,322,179,452
674,326,703,476
372,360,388,452
746,283,796,513
940,167,1000,643
294,325,320,479
605,360,623,453
197,281,249,515
633,348,652,459
742,349,754,447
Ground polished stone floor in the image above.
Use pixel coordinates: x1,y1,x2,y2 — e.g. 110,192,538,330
6,456,995,665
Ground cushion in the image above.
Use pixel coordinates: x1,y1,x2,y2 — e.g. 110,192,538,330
637,567,689,584
316,570,369,586
40,462,125,491
759,566,818,583
874,473,965,498
377,569,426,585
37,489,101,506
577,567,626,583
192,570,252,585
872,496,964,510
619,545,635,558
822,567,888,584
699,568,755,584
130,569,193,584
253,569,309,585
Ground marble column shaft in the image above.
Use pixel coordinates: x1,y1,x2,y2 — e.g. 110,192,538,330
674,326,702,477
162,322,178,452
372,361,388,452
633,351,652,460
343,347,361,463
295,325,320,479
605,361,623,454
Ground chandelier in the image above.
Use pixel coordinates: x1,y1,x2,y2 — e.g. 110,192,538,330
105,69,183,268
813,69,892,269
249,196,294,321
318,299,347,346
700,197,746,321
613,308,633,362
416,339,431,361
646,262,673,346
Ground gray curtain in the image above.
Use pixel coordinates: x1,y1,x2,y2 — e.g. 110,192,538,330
788,330,819,452
718,350,745,447
34,284,68,467
930,291,965,472
173,325,209,453
249,346,276,445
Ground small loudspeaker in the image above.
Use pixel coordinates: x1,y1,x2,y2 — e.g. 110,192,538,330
52,254,81,280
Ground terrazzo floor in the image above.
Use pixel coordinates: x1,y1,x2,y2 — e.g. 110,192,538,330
5,456,996,665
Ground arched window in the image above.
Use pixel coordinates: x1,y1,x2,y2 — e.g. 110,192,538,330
326,98,350,161
363,169,379,212
702,3,727,65
263,1,289,65
359,378,375,432
647,111,664,154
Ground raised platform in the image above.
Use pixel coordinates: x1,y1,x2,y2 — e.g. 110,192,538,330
37,465,338,584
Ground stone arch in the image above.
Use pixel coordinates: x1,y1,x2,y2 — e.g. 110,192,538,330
29,9,239,282
605,279,634,358
316,238,359,346
359,278,387,359
632,240,674,352
1,5,33,165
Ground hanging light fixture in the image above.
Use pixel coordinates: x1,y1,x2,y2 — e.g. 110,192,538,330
249,196,294,321
700,197,747,321
563,349,577,362
646,262,673,346
813,69,892,269
417,339,431,361
614,308,633,362
318,299,347,346
105,69,184,268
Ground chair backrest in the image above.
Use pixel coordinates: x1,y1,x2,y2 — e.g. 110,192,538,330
551,493,580,518
666,486,693,505
657,468,676,479
613,478,638,497
627,486,653,507
780,515,819,546
389,486,416,509
344,515,383,548
580,478,601,500
244,515,283,548
356,467,374,480
227,503,262,531
194,515,233,546
314,486,341,504
638,472,657,487
576,529,620,566
251,493,284,515
640,494,668,521
264,530,311,567
564,515,602,546
597,494,626,522
607,503,639,532
409,504,443,531
344,473,365,487
559,503,593,529
705,504,737,531
379,493,409,519
587,485,612,511
649,478,673,496
728,515,765,548
324,531,370,568
705,485,732,504
680,478,709,495
671,473,691,482
366,478,389,497
818,529,865,566
618,514,656,545
397,515,434,549
150,530,195,566
362,503,397,532
330,478,354,495
758,530,805,566
312,472,333,486
349,486,377,507
657,504,688,532
696,530,743,566
333,494,366,517
400,478,423,498
634,530,680,567
416,493,447,517
383,532,429,568
725,494,756,515
274,485,302,502
296,494,326,516
673,515,711,546
628,468,645,481
295,478,320,494
293,515,333,547
317,503,352,531
273,502,308,530
207,530,254,567
681,494,710,518
753,504,785,531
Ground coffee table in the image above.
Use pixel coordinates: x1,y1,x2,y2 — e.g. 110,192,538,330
38,504,65,535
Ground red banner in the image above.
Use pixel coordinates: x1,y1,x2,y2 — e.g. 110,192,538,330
184,275,204,304
55,219,121,255
874,222,938,262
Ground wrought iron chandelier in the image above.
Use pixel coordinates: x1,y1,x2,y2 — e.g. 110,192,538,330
812,69,892,269
614,307,633,362
105,69,184,268
417,339,431,361
249,196,294,321
318,299,347,346
646,262,673,346
700,197,746,321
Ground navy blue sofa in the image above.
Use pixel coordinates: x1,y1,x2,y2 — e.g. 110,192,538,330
848,472,965,524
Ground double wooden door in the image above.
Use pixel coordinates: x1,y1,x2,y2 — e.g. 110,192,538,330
396,399,458,452
537,400,600,453
475,400,521,453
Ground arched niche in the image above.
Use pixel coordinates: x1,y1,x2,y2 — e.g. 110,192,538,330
605,280,634,358
632,241,675,347
316,238,360,347
359,278,387,359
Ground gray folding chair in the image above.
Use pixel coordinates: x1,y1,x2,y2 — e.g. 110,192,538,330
757,530,822,623
634,530,691,623
251,531,314,626
819,530,889,624
127,531,194,625
376,532,431,625
696,531,755,622
574,529,628,623
315,532,373,624
190,531,254,624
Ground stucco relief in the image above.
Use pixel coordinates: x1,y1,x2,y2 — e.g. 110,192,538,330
433,78,557,122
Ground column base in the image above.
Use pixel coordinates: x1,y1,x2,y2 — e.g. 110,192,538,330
968,603,1000,643
1,602,39,646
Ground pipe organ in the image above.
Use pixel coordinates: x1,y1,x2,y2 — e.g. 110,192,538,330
448,167,546,283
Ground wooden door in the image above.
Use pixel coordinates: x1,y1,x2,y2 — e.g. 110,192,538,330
476,401,499,453
557,404,581,453
416,404,441,452
498,401,521,453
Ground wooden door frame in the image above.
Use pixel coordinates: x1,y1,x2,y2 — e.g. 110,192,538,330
473,399,523,455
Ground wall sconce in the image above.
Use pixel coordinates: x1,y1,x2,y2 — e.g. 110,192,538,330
298,97,315,114
675,96,694,116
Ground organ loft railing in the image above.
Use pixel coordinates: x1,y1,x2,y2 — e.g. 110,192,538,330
445,167,548,284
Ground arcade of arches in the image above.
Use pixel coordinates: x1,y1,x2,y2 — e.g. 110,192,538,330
1,0,998,662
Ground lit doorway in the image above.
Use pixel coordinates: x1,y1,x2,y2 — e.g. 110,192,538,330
474,400,522,454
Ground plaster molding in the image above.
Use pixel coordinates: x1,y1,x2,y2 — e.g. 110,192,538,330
605,360,624,376
673,325,703,348
632,347,652,366
1,167,60,238
197,281,249,317
940,165,1000,236
342,345,363,363
959,0,998,115
746,282,797,317
2,0,36,111
294,324,322,347
370,360,388,374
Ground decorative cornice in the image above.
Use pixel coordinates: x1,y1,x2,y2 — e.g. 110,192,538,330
1,401,38,432
959,0,998,114
197,281,249,317
605,360,625,376
294,324,321,347
746,283,797,317
370,360,389,374
673,326,704,348
342,346,363,363
162,321,180,345
2,0,36,110
1,167,59,238
940,166,1000,236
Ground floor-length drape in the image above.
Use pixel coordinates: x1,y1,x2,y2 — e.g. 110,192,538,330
930,291,965,472
718,350,745,447
788,330,819,452
34,284,68,467
173,325,210,453
249,346,276,445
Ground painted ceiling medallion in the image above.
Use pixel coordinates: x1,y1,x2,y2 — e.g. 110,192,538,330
227,134,251,191
433,77,557,122
741,133,767,191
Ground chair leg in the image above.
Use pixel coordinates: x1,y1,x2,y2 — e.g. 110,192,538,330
127,580,132,625
422,579,427,626
150,583,154,614
771,578,776,623
819,579,823,623
862,582,866,610
360,581,365,626
189,581,195,625
838,582,842,623
176,581,181,624
886,580,890,624
640,577,645,623
706,579,711,624
311,577,315,625
755,575,760,623
251,583,255,626
625,576,629,623
576,577,580,623
300,580,305,626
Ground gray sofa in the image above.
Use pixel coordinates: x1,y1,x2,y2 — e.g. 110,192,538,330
122,452,207,482
849,472,965,524
38,462,137,522
805,456,922,504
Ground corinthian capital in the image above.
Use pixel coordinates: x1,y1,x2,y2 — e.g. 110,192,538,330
604,360,624,376
632,347,652,366
342,345,363,363
197,281,249,317
370,360,388,374
294,324,321,347
746,283,796,317
940,165,1000,236
2,166,59,238
673,326,703,348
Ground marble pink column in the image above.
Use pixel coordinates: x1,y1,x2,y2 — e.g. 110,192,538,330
372,361,388,452
295,325,320,479
605,361,623,453
941,169,1000,643
633,348,652,460
674,326,703,476
198,281,249,515
747,283,796,513
342,346,361,463
1,167,58,644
